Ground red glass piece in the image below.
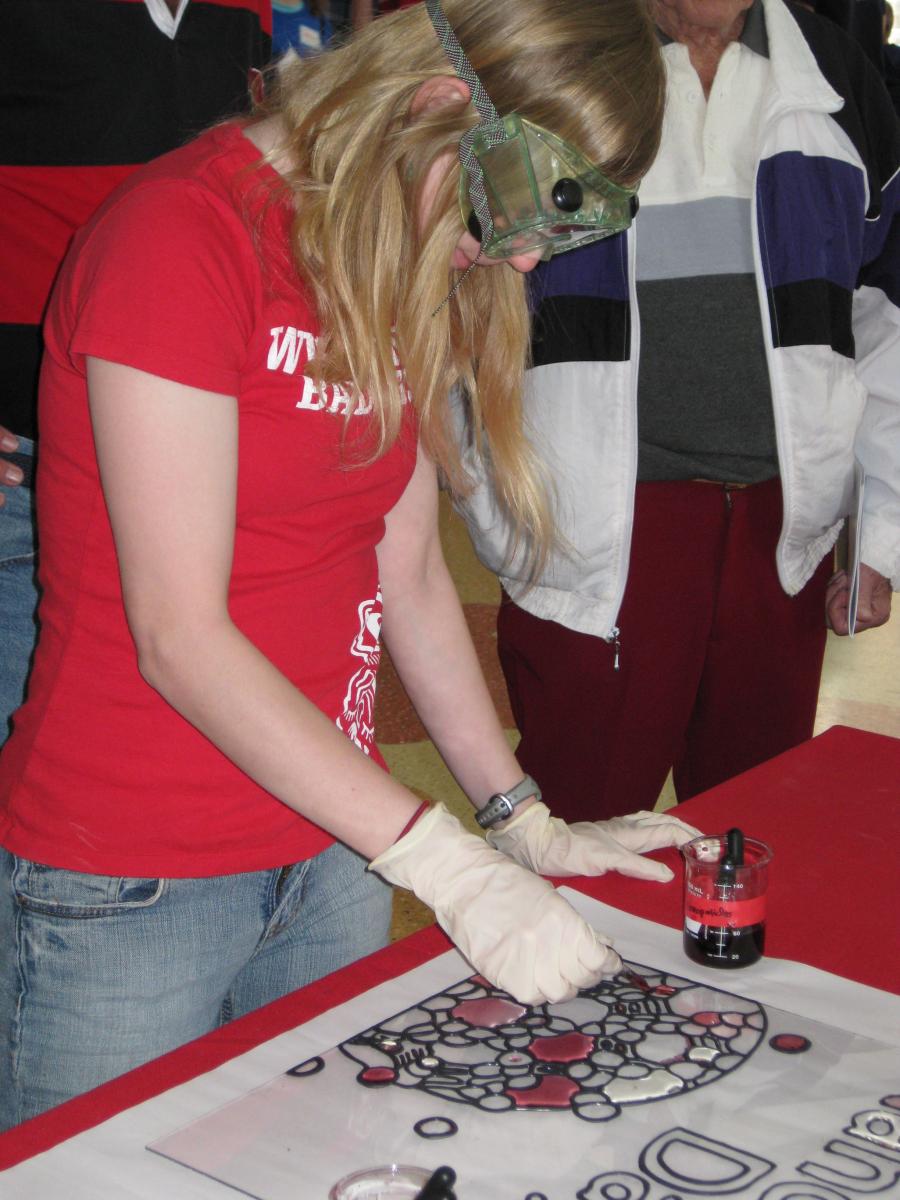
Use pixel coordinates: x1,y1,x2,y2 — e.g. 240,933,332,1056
506,1075,580,1109
769,1034,812,1054
623,970,650,991
529,1032,594,1063
359,1066,396,1084
692,1011,722,1027
652,985,676,996
451,997,527,1028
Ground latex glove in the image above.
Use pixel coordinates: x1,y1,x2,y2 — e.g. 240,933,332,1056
368,803,621,1005
487,802,701,883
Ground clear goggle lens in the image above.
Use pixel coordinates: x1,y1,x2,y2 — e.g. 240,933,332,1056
459,115,638,260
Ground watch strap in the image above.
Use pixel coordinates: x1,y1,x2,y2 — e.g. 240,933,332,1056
475,775,542,829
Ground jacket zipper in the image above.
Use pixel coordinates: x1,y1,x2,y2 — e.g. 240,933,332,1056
607,626,621,671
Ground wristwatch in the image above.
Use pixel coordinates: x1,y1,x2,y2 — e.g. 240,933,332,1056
475,775,542,829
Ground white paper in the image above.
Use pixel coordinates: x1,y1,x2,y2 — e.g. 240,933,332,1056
4,894,899,1199
847,459,866,637
149,892,900,1200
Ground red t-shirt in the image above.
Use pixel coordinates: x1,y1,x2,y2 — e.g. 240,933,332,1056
0,123,418,877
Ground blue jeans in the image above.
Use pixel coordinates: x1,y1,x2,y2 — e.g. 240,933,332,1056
0,436,39,746
0,841,391,1130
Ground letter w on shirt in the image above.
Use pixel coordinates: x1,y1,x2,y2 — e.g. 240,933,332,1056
268,325,316,374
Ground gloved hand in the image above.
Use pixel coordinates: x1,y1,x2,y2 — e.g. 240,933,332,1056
368,803,621,1005
486,802,701,883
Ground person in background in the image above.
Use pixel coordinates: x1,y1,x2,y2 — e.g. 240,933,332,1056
0,0,272,745
807,0,887,70
326,0,361,34
884,1,900,112
349,0,418,26
452,0,900,824
272,0,333,57
0,0,697,1129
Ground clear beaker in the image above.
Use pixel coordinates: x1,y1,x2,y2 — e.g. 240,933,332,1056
681,831,773,968
329,1164,432,1199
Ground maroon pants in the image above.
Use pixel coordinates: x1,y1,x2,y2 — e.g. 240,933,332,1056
497,478,831,822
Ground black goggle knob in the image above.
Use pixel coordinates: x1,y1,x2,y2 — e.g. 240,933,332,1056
630,194,640,218
467,210,483,242
551,178,583,213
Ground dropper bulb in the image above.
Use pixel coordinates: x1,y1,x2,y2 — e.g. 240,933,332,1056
726,827,745,866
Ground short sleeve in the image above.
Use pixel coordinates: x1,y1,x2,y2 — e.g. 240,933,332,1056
56,178,260,397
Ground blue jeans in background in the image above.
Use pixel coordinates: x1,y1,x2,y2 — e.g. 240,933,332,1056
0,839,392,1130
0,436,39,746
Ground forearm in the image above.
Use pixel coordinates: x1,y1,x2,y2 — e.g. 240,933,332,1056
380,551,525,809
85,359,420,859
136,614,418,859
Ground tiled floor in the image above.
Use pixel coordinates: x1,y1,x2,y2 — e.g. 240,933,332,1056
378,497,900,938
815,612,900,737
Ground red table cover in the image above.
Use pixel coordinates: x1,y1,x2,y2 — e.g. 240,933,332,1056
2,725,898,1169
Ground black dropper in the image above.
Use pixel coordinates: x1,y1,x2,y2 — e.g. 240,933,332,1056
414,1165,457,1200
716,827,744,895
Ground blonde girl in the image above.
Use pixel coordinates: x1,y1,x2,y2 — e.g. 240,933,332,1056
0,0,695,1129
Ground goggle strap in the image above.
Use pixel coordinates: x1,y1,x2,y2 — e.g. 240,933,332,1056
424,0,508,248
423,0,498,127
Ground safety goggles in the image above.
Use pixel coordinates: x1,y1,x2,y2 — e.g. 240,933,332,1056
425,0,638,263
459,114,638,260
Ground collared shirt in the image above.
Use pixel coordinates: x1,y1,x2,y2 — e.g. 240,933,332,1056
636,0,778,484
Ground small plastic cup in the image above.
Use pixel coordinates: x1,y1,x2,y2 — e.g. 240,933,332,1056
328,1164,432,1199
681,831,773,969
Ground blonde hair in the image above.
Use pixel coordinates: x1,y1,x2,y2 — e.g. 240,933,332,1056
259,0,664,561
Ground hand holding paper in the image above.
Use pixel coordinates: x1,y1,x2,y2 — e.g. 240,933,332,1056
827,562,892,635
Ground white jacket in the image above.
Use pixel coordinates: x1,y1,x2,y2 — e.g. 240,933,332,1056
453,0,900,639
